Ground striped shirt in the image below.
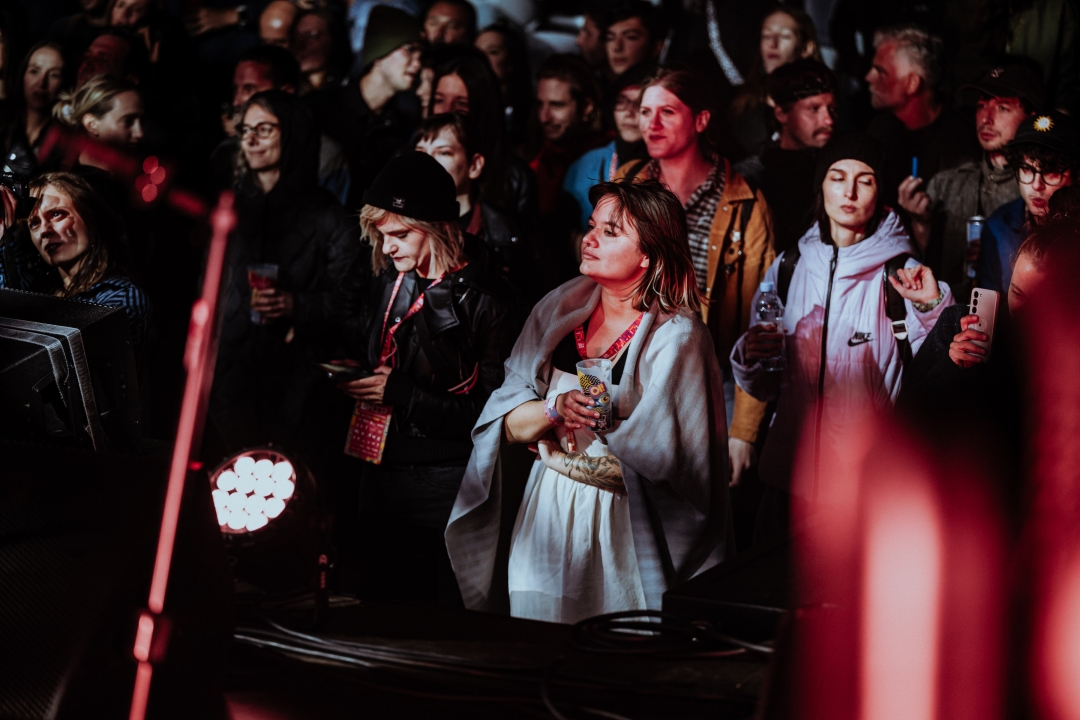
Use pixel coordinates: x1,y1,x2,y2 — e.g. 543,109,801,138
76,276,153,361
646,160,725,292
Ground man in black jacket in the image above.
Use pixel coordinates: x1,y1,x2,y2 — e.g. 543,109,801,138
736,59,836,254
307,6,422,210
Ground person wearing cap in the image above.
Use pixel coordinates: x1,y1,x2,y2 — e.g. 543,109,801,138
308,5,422,209
898,64,1045,295
730,134,953,538
977,110,1080,294
736,58,836,255
337,151,514,606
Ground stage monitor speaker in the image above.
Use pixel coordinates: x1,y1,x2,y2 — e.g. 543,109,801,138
0,288,142,453
0,442,234,720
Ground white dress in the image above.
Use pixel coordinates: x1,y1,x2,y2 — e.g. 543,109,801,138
507,362,647,624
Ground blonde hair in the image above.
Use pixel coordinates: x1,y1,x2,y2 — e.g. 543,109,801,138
359,205,466,276
54,75,139,127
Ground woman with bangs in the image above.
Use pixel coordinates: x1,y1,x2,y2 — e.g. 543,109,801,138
339,151,514,607
447,179,734,623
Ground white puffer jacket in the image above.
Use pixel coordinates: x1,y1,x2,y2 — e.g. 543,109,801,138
731,211,954,495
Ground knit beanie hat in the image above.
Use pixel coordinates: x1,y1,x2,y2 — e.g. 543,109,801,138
361,6,420,69
363,151,460,222
814,133,887,189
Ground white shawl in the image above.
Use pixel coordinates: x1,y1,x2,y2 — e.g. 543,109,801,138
445,276,734,613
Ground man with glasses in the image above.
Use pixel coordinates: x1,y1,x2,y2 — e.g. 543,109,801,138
898,64,1045,296
978,111,1080,293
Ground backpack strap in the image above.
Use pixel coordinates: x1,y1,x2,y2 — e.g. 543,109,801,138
883,253,914,368
777,244,801,306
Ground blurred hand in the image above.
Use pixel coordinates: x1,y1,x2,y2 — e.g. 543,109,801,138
250,287,294,319
948,314,988,369
888,264,941,305
338,365,391,403
897,176,931,222
728,437,757,488
557,390,600,430
185,7,240,36
0,186,17,239
745,323,784,362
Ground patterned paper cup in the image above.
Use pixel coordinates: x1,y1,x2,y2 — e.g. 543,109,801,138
576,358,613,431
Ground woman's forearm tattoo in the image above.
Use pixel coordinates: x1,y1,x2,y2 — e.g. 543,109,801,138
562,452,624,491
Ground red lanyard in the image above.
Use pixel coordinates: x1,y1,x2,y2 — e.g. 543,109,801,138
575,313,643,360
379,272,445,366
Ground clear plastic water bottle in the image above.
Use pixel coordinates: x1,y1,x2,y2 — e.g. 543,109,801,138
756,281,786,372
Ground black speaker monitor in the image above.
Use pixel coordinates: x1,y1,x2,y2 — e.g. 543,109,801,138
0,288,142,452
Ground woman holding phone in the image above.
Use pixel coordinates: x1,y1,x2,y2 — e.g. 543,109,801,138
339,151,514,606
730,134,953,536
447,179,733,624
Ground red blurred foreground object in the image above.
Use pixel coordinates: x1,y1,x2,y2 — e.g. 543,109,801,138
128,192,235,720
1026,244,1080,720
790,410,1005,720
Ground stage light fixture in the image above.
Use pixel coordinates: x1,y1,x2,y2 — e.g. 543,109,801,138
210,449,297,535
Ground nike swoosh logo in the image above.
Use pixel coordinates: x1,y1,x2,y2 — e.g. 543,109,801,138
848,337,871,346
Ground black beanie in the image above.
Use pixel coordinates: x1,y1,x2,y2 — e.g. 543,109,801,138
814,133,887,190
363,151,460,222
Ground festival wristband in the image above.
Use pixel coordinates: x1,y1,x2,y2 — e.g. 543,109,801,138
545,395,565,426
913,287,945,313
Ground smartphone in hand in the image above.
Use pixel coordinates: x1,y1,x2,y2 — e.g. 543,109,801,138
316,362,373,382
968,287,999,358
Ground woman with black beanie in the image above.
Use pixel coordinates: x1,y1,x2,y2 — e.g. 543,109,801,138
209,90,366,477
729,134,954,541
338,151,515,606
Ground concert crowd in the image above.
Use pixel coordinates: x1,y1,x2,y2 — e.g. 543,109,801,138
0,0,1077,621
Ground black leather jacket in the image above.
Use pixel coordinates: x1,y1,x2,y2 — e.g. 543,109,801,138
353,246,516,466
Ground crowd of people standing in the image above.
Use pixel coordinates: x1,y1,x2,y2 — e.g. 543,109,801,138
1,0,1078,622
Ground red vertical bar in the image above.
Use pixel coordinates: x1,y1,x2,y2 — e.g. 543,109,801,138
128,193,235,720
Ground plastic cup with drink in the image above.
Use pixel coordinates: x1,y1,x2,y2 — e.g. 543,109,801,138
576,359,613,432
247,263,279,325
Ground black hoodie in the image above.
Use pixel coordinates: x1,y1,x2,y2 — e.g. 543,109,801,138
210,91,369,461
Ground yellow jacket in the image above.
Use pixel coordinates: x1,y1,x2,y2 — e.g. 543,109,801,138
613,157,775,443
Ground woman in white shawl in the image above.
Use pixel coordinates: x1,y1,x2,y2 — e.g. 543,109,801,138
446,179,734,623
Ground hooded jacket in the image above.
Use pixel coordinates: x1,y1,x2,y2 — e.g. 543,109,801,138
730,211,954,494
211,91,367,456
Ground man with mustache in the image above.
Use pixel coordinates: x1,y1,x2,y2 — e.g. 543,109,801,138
736,58,835,254
898,64,1045,295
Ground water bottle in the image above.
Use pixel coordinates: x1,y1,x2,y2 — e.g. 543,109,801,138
756,281,786,372
965,215,985,279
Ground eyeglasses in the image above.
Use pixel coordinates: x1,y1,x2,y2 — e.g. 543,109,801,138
1017,163,1066,186
614,96,639,112
239,122,280,140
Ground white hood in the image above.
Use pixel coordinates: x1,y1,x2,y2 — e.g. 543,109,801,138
730,211,954,494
